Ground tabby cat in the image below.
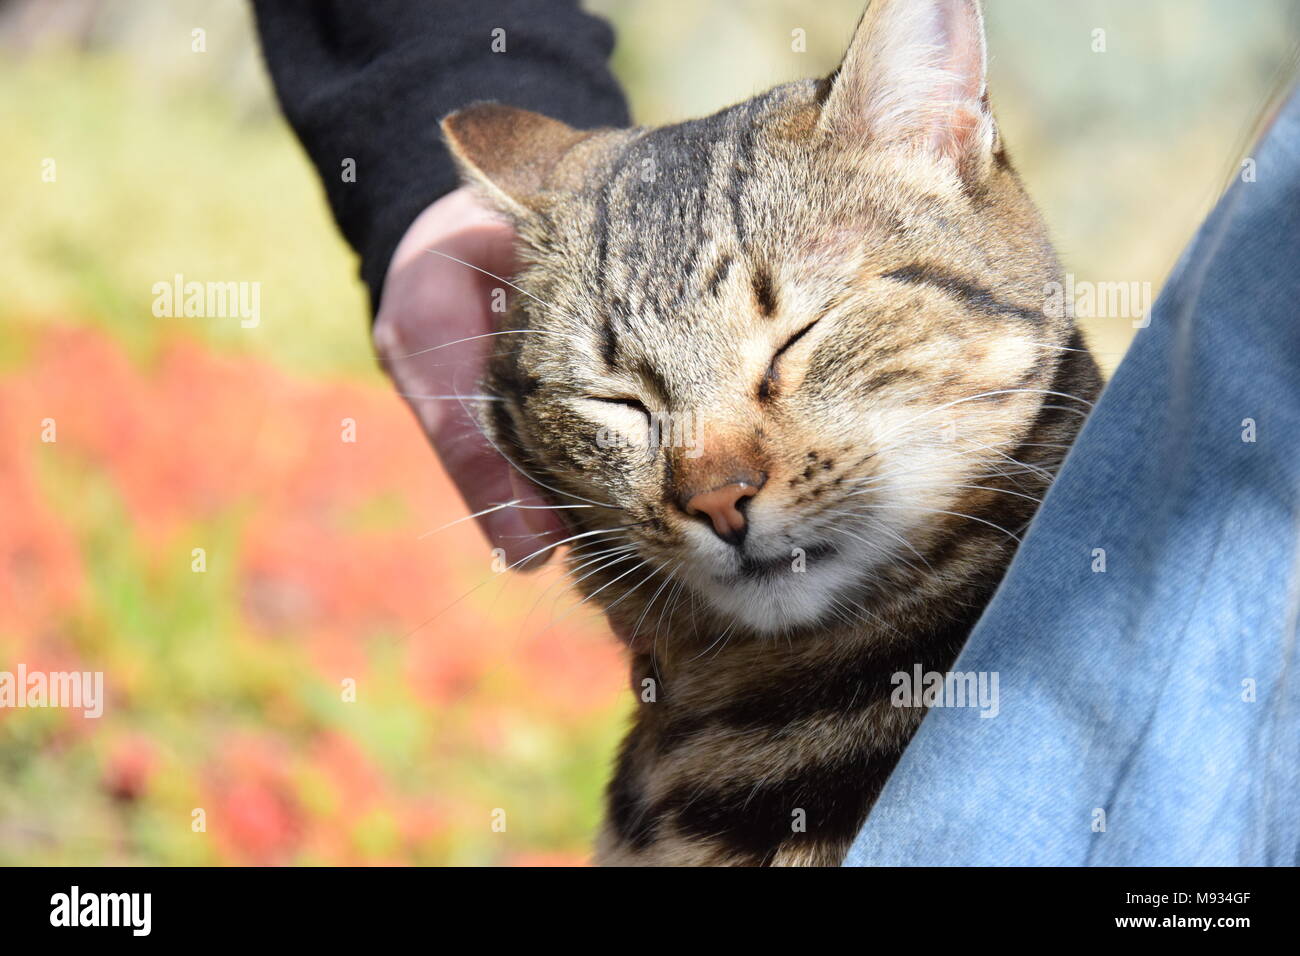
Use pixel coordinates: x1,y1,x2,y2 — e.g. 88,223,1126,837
442,0,1101,865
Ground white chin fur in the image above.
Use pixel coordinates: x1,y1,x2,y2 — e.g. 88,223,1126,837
693,552,866,635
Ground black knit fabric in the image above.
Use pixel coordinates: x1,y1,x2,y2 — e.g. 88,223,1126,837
252,0,630,313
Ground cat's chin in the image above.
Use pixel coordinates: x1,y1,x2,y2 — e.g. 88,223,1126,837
694,549,867,635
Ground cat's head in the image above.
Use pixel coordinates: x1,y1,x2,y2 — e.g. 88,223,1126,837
441,0,1096,637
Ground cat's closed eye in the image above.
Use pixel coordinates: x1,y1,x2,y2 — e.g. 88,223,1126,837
580,395,653,450
761,318,821,398
772,318,821,365
587,395,651,418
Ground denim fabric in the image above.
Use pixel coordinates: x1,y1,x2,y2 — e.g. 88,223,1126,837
844,87,1300,866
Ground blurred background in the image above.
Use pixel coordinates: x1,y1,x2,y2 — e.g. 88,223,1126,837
1,0,1295,865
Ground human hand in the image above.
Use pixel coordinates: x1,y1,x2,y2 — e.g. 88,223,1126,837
372,187,565,569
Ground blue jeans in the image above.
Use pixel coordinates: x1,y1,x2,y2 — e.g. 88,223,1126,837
845,87,1300,866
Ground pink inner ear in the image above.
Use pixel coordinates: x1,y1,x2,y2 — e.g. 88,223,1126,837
926,0,988,162
938,0,987,101
932,103,984,167
819,0,994,174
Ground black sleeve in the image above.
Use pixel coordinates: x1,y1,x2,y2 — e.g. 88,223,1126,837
251,0,630,313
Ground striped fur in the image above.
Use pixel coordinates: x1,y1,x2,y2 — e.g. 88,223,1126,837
442,0,1102,865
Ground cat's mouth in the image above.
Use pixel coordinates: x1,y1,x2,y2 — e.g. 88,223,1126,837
728,541,838,581
679,515,891,633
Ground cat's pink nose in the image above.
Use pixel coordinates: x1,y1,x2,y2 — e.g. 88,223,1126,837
686,481,760,546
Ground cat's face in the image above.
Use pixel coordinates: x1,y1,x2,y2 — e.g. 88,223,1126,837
445,0,1093,636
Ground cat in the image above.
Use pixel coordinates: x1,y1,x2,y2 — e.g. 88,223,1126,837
441,0,1102,865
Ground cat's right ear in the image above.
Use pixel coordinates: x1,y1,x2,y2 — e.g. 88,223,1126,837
818,0,997,184
441,104,591,219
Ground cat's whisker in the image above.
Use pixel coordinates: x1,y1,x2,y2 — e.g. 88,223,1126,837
821,522,925,582
688,616,740,664
840,435,1023,475
521,546,641,632
852,502,1024,543
458,535,635,642
393,344,565,372
973,446,1055,483
983,387,1096,407
557,544,637,582
518,550,653,646
567,545,640,583
870,387,1095,452
602,561,667,616
417,498,594,540
653,579,682,649
448,379,625,511
833,596,884,634
841,459,1050,499
841,437,1055,493
655,574,696,665
1021,341,1093,353
822,597,852,630
652,577,689,677
422,248,581,325
823,512,934,575
865,518,935,576
389,327,588,362
506,521,652,572
1038,403,1092,419
949,483,1044,504
517,539,638,625
629,561,682,647
838,431,1061,485
389,534,579,648
577,558,651,608
396,392,504,402
821,598,873,634
418,499,523,539
871,433,1061,486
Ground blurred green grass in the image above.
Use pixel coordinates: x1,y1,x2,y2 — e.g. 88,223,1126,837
4,1,1295,373
0,49,371,378
1,342,628,863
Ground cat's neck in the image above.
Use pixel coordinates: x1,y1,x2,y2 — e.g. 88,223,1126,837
595,570,992,866
622,551,1000,705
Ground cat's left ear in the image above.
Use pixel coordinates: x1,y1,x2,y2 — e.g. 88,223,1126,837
441,103,592,218
819,0,998,184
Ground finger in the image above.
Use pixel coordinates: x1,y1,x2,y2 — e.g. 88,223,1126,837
378,209,566,568
428,399,565,569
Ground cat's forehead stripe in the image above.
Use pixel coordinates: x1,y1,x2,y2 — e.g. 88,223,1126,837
582,88,795,324
752,265,778,317
599,317,618,369
882,263,1044,323
704,254,734,299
